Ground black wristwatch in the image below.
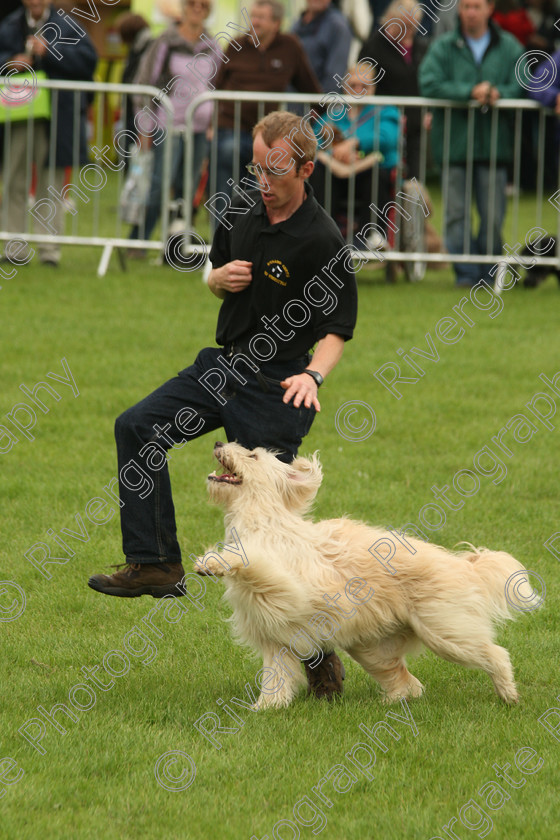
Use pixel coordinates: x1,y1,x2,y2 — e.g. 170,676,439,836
303,369,323,388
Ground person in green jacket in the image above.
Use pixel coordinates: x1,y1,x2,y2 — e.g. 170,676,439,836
419,0,524,287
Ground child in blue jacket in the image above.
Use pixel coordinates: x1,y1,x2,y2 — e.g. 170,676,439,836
311,62,400,242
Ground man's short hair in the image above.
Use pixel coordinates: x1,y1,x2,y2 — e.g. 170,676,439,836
252,110,317,168
252,0,285,24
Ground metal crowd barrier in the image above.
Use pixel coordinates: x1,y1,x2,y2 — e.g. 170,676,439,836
182,91,560,287
0,77,174,276
1,79,558,284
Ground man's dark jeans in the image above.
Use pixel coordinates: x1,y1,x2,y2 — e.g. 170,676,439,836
115,347,316,564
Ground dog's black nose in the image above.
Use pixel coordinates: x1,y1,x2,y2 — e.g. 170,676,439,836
214,441,224,448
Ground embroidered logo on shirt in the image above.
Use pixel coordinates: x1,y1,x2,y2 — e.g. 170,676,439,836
265,259,290,286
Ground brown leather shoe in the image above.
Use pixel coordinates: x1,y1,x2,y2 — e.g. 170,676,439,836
304,652,345,700
88,562,185,598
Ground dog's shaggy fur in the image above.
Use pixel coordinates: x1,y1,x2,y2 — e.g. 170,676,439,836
196,442,531,709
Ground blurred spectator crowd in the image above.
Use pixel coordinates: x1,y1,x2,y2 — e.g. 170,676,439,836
0,0,559,282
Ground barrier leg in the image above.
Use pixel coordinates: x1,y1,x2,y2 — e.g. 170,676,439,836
97,243,113,278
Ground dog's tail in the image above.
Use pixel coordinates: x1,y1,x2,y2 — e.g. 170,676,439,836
461,546,543,621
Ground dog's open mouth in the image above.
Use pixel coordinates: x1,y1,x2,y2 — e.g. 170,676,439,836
208,448,242,485
208,470,241,485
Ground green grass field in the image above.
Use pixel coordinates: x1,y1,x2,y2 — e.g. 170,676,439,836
1,188,559,840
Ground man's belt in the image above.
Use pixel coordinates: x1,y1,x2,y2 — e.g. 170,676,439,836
221,342,310,368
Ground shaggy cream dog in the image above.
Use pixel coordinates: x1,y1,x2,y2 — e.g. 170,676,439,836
195,442,531,709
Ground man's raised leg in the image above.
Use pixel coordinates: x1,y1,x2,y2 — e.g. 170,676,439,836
88,350,223,598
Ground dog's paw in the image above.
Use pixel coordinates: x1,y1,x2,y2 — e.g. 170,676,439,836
192,556,227,577
253,693,293,711
407,676,425,698
382,692,405,705
383,677,424,704
497,684,519,705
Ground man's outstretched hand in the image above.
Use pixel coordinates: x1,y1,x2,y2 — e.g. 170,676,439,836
281,374,320,411
279,334,345,412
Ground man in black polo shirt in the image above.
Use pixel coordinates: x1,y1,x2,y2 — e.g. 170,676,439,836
88,110,358,700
